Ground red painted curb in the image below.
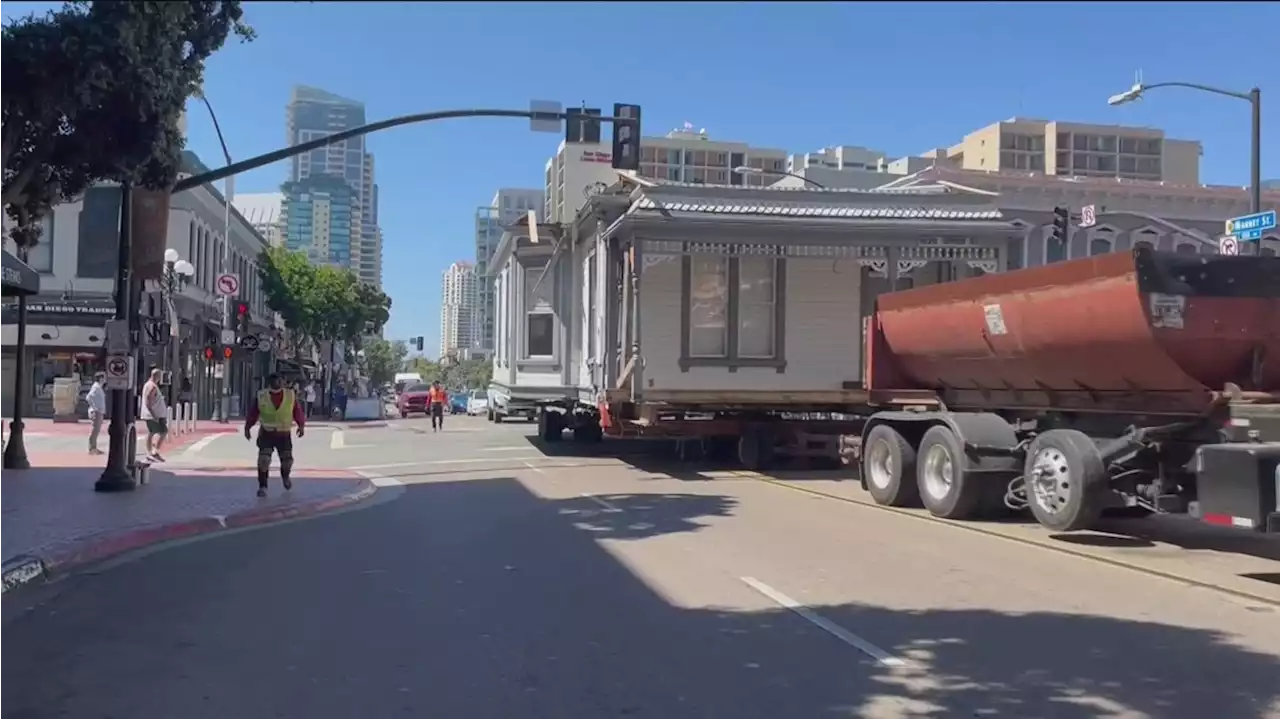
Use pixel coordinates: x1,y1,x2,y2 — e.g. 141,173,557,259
36,479,377,577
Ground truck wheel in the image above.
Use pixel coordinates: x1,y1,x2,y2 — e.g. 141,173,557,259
737,427,776,471
573,416,603,444
862,424,920,507
916,425,985,520
538,409,563,443
1023,429,1108,532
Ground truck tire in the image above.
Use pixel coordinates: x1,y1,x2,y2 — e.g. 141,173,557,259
916,425,985,520
737,426,776,471
538,409,563,442
573,415,603,444
862,424,920,507
1023,429,1108,532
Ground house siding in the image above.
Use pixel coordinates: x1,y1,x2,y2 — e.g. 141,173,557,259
639,256,863,391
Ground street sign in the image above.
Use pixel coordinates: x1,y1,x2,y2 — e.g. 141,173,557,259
1079,204,1097,229
104,353,135,391
1219,235,1240,256
1225,210,1277,242
238,335,260,351
215,272,240,297
257,333,274,352
104,319,130,353
220,328,236,346
529,99,562,133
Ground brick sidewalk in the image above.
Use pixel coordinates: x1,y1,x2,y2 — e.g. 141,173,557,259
2,462,375,593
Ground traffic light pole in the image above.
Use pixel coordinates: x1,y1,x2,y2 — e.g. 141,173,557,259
214,175,234,422
96,183,139,492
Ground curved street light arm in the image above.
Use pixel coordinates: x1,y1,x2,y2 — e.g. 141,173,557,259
174,108,636,194
1140,81,1254,102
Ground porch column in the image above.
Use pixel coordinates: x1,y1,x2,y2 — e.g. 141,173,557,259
629,238,643,401
885,243,900,286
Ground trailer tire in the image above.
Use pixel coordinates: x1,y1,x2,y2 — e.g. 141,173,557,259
1023,429,1107,532
916,425,985,520
862,424,920,507
573,416,603,444
737,427,776,471
538,409,563,443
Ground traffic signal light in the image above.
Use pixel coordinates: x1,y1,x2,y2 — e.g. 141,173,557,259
1051,206,1070,246
612,103,641,171
223,346,233,360
415,336,425,352
236,301,250,336
203,346,215,361
565,107,602,144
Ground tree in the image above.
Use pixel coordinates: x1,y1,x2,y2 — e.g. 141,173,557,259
259,247,394,359
363,338,408,387
443,358,492,390
3,1,254,252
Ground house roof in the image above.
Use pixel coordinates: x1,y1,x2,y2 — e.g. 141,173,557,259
629,196,1004,221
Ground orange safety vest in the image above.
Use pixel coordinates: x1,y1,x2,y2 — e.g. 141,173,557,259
428,387,447,404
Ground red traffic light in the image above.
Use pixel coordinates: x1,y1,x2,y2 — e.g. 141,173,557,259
203,346,214,360
236,302,249,316
223,346,234,359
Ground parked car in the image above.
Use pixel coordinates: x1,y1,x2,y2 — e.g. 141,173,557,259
396,383,432,417
466,389,489,417
449,391,469,415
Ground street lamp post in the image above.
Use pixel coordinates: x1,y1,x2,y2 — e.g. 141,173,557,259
195,91,235,422
161,248,196,408
1108,81,1262,215
733,165,827,189
3,247,33,470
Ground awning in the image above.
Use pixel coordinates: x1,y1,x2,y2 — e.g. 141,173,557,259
2,249,39,297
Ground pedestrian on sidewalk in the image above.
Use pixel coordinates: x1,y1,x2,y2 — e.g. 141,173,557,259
304,381,317,418
244,373,305,497
140,368,169,462
427,380,448,432
85,372,107,455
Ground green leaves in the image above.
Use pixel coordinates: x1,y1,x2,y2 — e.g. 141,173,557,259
363,338,409,386
2,1,254,247
258,247,392,354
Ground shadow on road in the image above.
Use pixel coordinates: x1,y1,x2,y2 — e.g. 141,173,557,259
4,476,1276,719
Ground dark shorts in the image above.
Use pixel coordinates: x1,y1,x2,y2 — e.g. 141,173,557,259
146,419,168,435
256,430,294,454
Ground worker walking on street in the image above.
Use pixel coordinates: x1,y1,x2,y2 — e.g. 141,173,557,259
428,380,448,432
244,373,306,497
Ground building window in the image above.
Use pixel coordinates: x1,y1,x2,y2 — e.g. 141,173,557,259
1045,229,1067,264
737,256,776,358
522,261,556,360
1089,238,1113,256
25,214,55,272
1175,243,1199,255
681,254,786,371
526,314,554,358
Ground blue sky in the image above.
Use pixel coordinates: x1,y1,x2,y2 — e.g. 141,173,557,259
5,2,1278,356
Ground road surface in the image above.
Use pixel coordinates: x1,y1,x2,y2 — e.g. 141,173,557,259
4,415,1279,718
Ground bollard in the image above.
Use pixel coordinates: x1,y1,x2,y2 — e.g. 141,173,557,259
192,403,199,432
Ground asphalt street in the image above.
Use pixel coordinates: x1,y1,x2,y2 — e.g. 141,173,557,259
4,415,1280,718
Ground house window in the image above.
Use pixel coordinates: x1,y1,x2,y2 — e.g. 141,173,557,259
1089,238,1113,256
688,256,729,357
682,254,786,371
737,256,776,358
1175,243,1198,255
522,261,556,359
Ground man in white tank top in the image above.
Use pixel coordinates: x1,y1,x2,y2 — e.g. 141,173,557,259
140,368,169,461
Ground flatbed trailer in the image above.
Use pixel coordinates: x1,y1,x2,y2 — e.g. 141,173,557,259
856,247,1280,533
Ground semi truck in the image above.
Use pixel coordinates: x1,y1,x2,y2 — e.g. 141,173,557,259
856,246,1280,534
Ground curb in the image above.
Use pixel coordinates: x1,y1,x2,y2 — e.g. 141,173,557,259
310,421,389,429
1,479,378,596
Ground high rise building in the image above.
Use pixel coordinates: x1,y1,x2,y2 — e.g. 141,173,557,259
283,85,381,286
232,193,286,247
918,118,1202,184
280,176,356,267
476,188,543,352
439,261,478,359
637,126,789,186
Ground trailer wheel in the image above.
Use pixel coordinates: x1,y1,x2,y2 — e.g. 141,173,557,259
916,425,985,520
538,409,563,443
737,427,776,471
862,424,920,507
1024,429,1107,532
572,415,603,444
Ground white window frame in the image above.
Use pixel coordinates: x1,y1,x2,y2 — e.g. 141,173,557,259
521,260,557,361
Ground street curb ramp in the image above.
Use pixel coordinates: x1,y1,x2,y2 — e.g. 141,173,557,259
1,480,378,596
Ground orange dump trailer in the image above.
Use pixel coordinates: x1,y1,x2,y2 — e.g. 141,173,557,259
860,247,1280,534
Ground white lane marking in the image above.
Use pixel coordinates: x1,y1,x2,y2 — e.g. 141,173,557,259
330,430,345,450
179,433,226,459
522,461,545,474
350,456,543,470
739,576,907,668
582,493,622,513
356,469,403,487
485,446,537,452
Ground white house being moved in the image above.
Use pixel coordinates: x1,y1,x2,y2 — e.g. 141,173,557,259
488,174,1021,458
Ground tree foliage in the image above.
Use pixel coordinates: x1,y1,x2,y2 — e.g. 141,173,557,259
2,1,254,249
258,247,393,357
362,338,409,387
